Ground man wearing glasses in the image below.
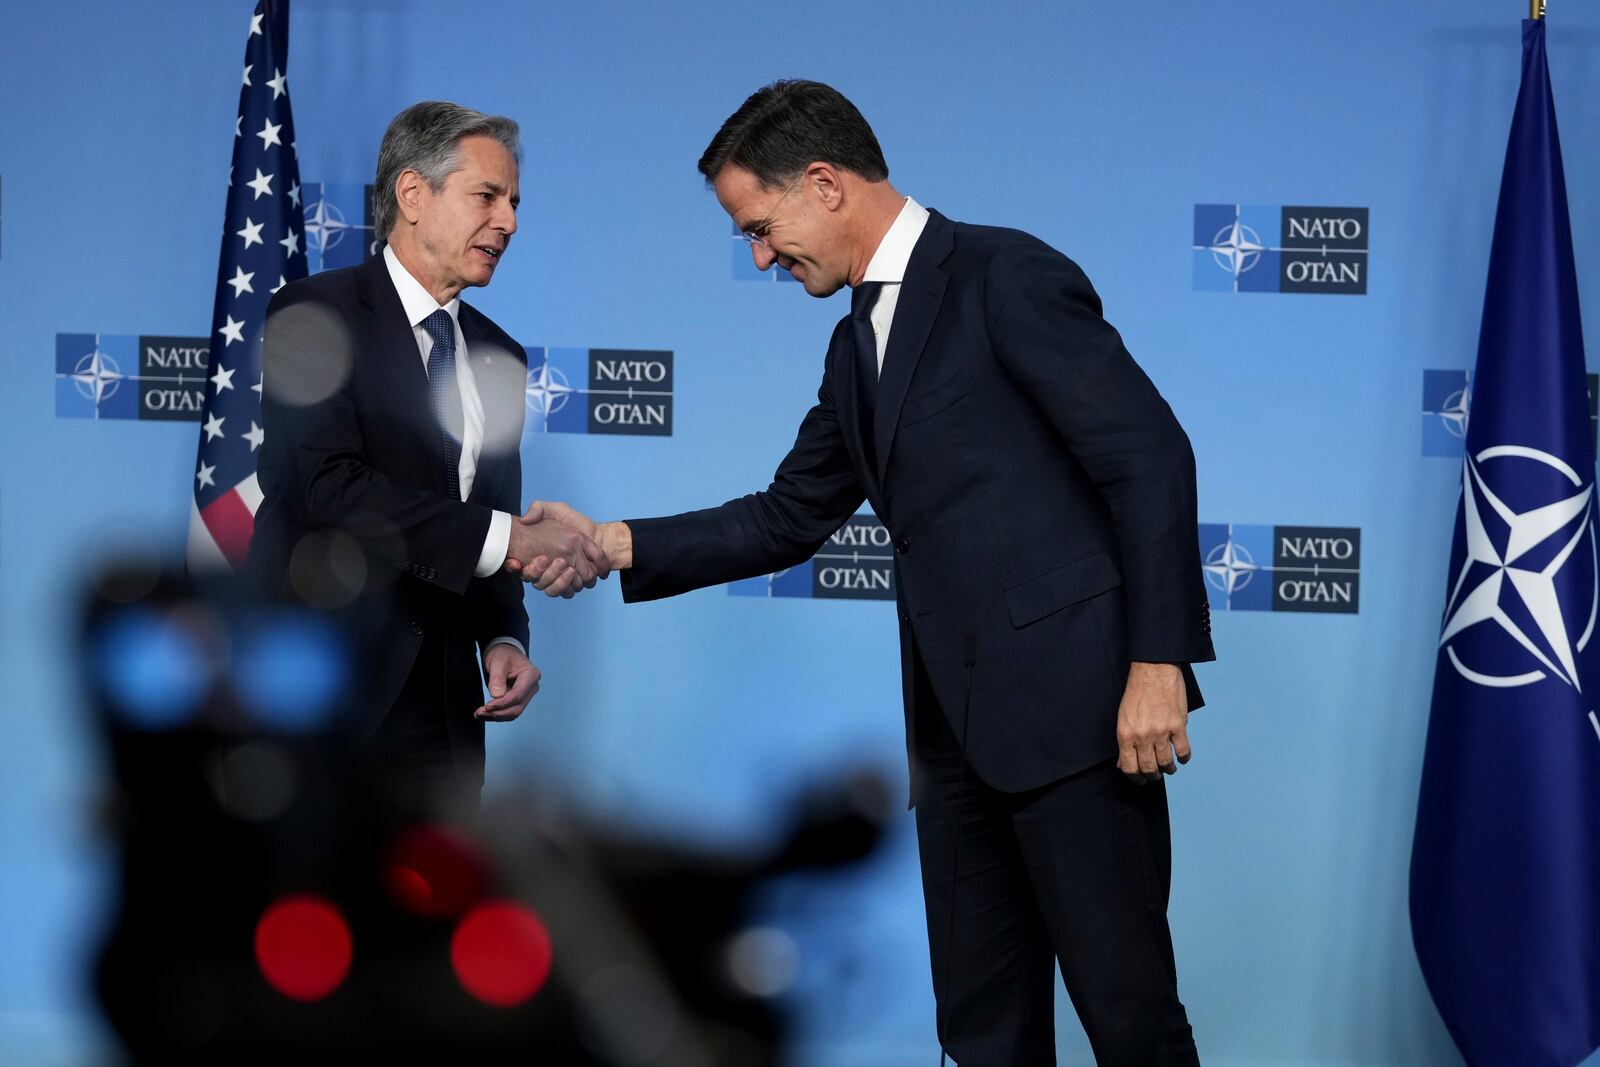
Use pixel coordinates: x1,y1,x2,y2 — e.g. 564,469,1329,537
515,80,1213,1065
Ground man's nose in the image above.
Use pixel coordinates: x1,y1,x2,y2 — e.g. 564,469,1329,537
751,242,776,271
496,202,517,236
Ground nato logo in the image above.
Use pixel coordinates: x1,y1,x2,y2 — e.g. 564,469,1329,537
1199,523,1361,613
1194,205,1368,294
523,348,673,436
56,334,211,421
730,514,895,600
304,182,376,274
1439,443,1597,693
1421,370,1472,456
1422,369,1598,457
730,221,801,283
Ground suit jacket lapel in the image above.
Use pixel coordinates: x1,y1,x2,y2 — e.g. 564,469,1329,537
873,211,954,482
357,255,449,494
832,322,881,501
457,304,521,505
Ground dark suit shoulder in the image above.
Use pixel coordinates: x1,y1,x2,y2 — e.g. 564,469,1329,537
266,262,364,318
948,219,1078,275
946,219,1100,318
458,300,524,362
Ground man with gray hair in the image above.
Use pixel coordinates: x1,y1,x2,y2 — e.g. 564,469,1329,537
253,101,607,799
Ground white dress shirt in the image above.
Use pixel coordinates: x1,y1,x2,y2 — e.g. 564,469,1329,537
857,196,932,374
383,245,512,578
383,247,522,657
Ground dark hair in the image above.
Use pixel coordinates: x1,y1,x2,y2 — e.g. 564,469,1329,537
698,80,888,189
373,101,521,240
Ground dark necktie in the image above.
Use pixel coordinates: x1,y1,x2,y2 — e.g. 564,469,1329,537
421,309,464,501
851,281,884,453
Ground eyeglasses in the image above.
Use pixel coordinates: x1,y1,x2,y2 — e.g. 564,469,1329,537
739,173,804,249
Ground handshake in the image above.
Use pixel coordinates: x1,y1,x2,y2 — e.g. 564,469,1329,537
502,501,632,598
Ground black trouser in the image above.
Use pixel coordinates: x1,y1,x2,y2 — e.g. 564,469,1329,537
913,652,1199,1067
363,624,486,805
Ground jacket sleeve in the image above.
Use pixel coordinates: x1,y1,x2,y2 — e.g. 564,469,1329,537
985,241,1213,664
465,335,531,655
621,324,867,602
258,292,493,598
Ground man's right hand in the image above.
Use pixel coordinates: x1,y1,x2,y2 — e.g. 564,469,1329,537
506,502,632,588
505,504,610,598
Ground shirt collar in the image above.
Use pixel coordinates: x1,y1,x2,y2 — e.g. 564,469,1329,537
860,197,931,285
383,244,461,328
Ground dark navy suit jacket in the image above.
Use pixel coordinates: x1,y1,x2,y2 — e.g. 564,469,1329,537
622,210,1214,792
252,254,530,756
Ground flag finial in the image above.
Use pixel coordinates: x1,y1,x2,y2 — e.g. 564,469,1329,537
1532,0,1545,19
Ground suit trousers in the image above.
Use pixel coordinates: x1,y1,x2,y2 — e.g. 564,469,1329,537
362,624,486,805
912,649,1199,1067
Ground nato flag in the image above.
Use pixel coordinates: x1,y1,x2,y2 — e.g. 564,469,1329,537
1411,17,1600,1067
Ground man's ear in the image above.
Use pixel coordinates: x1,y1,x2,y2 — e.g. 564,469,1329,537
395,169,428,226
807,161,846,213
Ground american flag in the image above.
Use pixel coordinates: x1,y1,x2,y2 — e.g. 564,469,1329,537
187,0,306,571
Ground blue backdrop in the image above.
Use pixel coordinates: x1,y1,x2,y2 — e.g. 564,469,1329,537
4,2,1600,1064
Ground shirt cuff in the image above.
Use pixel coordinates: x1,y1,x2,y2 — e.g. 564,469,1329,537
474,510,512,578
484,636,526,659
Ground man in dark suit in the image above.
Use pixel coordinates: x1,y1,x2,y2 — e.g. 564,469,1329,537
253,101,605,799
518,81,1213,1064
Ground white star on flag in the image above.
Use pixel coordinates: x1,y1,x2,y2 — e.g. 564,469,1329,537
246,168,274,199
192,0,308,575
1440,454,1595,690
236,217,264,248
256,117,282,150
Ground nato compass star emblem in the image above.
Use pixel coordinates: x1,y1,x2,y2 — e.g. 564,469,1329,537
1204,536,1258,598
1207,219,1265,280
1436,385,1470,439
303,195,350,256
525,362,575,419
71,341,125,408
1439,445,1598,690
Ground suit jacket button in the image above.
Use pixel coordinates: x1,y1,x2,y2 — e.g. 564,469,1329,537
894,538,910,554
899,613,910,624
411,620,424,635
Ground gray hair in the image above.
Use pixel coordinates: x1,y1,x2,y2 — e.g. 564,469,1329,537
372,101,522,241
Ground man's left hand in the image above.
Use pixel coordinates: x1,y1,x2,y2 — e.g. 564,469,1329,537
477,643,541,721
1115,662,1191,784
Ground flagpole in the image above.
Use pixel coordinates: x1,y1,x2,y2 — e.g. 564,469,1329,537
1531,0,1545,19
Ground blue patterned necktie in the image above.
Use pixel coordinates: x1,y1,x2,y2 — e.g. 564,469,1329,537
851,281,884,454
421,309,464,501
